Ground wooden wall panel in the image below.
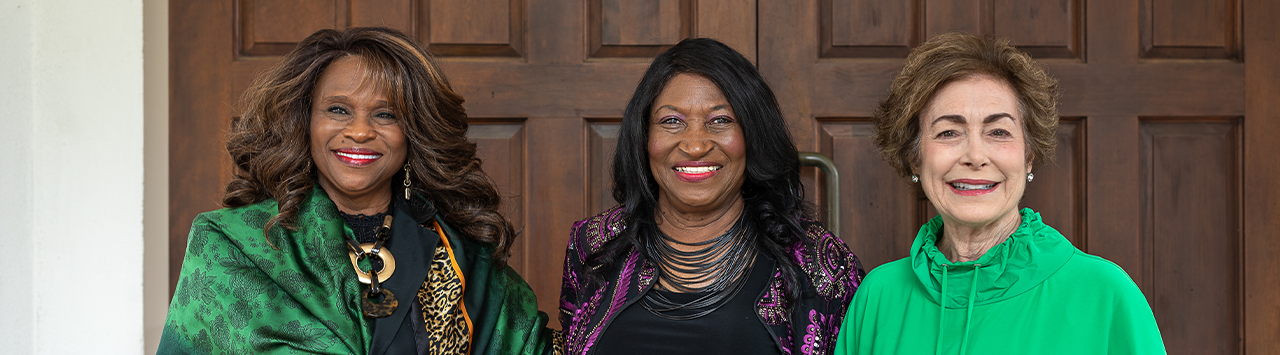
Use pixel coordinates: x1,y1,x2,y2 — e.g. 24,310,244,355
239,0,344,57
821,0,919,58
1242,0,1280,352
351,0,413,31
822,0,1082,59
1021,118,1084,248
924,0,980,37
817,119,921,269
589,0,693,58
469,122,528,272
696,0,758,63
992,0,1083,60
587,121,621,215
1140,119,1241,355
1142,0,1240,59
422,0,525,57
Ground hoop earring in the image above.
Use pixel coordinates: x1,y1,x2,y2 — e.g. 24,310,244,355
403,164,412,200
911,175,919,183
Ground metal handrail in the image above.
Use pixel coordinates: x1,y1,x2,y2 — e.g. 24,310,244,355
798,152,839,233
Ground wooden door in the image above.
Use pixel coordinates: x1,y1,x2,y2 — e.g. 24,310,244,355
757,0,1280,353
173,0,1279,351
170,0,757,324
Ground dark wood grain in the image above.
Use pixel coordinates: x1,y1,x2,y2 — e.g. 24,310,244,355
171,0,236,297
351,0,413,32
992,0,1082,60
421,0,524,57
924,0,981,37
696,0,757,64
816,119,920,269
1141,120,1241,354
588,0,693,58
587,120,621,215
1021,118,1084,248
468,122,528,272
1142,0,1240,59
1243,0,1280,352
239,0,344,57
821,0,919,58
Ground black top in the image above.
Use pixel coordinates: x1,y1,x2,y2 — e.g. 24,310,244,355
593,255,781,355
340,210,392,243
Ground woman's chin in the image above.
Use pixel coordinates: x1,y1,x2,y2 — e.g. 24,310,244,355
940,206,1020,228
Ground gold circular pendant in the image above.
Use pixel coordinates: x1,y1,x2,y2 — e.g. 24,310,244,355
348,243,396,284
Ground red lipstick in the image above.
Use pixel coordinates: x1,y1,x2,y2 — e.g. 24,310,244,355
673,161,721,182
332,147,383,167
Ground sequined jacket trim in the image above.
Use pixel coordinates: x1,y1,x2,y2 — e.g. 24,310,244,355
558,206,866,355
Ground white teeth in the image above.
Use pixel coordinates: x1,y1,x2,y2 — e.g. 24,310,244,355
675,166,720,174
950,182,996,190
336,152,381,160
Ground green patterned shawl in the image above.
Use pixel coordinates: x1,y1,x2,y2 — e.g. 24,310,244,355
158,187,560,355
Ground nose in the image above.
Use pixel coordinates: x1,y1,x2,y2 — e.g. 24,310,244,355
958,133,989,169
677,125,714,158
343,114,377,143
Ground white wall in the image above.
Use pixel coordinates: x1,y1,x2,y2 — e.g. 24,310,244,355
0,0,37,350
0,0,147,354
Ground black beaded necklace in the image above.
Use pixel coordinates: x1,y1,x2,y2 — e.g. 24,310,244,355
640,214,758,320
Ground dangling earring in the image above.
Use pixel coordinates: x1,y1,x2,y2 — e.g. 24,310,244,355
911,175,919,183
403,164,412,200
1027,172,1035,182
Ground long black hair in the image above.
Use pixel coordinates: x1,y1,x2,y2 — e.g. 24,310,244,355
589,38,811,308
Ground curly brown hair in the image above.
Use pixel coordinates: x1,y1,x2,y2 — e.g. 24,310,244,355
873,32,1060,184
223,27,516,264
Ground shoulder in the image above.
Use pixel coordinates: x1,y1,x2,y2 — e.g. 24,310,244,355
855,258,913,294
568,205,628,256
792,218,865,300
192,197,280,233
185,201,278,254
1055,251,1146,298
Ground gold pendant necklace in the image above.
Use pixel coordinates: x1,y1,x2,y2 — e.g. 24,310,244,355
345,215,398,318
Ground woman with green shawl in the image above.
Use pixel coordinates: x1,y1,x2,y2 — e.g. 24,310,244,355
159,27,563,355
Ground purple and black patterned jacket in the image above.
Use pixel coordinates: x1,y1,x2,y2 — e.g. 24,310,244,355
559,205,866,355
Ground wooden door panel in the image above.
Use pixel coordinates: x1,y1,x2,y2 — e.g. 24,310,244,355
1144,0,1239,58
816,119,922,269
469,122,528,271
587,121,621,215
991,0,1083,60
1140,119,1242,354
351,0,414,30
1020,118,1085,248
425,0,525,56
239,0,346,56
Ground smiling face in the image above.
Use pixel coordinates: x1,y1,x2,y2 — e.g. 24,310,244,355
647,73,748,216
309,56,408,211
916,74,1030,229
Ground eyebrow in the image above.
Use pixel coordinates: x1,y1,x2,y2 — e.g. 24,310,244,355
929,112,1014,126
652,104,732,114
318,95,392,106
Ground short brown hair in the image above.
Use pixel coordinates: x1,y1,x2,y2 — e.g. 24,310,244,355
873,32,1059,179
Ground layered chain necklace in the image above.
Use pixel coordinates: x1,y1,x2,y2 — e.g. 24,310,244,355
640,215,758,320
